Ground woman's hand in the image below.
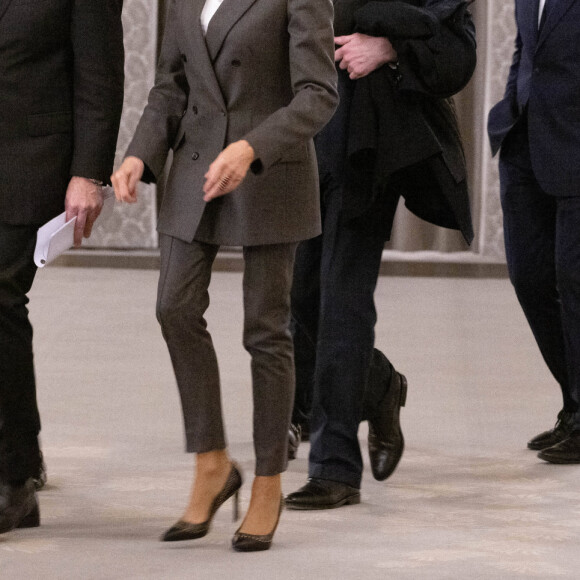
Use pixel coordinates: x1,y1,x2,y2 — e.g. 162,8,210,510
203,140,255,202
335,33,398,80
111,156,145,203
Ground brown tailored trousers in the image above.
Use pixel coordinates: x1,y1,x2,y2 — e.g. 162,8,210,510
157,234,297,476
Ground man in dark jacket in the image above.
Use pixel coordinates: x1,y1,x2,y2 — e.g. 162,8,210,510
488,0,580,463
286,0,476,509
0,0,124,533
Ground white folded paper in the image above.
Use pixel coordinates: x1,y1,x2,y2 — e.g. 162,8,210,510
34,189,116,267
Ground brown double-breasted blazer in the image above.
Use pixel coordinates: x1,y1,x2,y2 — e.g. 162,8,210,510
127,0,338,246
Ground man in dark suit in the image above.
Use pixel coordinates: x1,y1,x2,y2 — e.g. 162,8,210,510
488,0,580,463
286,0,476,509
0,0,124,533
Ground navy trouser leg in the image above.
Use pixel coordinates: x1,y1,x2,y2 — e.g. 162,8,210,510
290,233,321,427
0,222,42,482
292,178,388,488
500,158,578,416
555,198,580,428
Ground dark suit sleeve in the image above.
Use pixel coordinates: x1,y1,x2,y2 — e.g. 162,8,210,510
69,0,125,184
355,1,476,98
504,28,522,102
125,0,189,182
395,3,476,98
487,5,521,157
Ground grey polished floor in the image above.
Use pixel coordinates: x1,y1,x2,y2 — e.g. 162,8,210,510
1,267,579,579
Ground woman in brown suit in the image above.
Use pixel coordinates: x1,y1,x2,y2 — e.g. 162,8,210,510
112,0,337,551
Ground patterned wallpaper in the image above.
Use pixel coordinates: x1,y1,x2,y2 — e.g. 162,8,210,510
478,0,517,260
87,0,159,249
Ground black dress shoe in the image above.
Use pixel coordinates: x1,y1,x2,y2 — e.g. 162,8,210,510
527,410,575,450
288,423,302,461
538,430,580,464
285,478,360,510
368,368,407,481
0,479,40,534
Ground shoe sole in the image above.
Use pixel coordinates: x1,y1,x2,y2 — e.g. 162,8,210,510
527,442,549,451
528,437,570,451
537,453,580,464
399,374,407,407
285,493,361,511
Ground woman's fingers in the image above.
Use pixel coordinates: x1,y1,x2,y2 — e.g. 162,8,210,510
111,156,144,203
203,140,254,201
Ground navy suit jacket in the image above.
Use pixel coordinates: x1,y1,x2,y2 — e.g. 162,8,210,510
487,0,580,196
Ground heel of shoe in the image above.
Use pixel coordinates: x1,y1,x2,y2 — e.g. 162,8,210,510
232,489,240,522
17,502,40,529
399,374,408,407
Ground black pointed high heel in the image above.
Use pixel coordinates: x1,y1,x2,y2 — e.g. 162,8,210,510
161,462,243,542
231,496,284,552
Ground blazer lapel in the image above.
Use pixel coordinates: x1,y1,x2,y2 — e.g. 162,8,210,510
183,0,227,109
0,0,15,23
205,0,258,62
537,0,576,50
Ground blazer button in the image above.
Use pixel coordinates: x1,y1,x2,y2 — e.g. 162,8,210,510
192,152,199,160
192,105,198,114
231,59,241,67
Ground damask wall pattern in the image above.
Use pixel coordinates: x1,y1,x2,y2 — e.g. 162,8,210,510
477,0,517,260
87,0,159,249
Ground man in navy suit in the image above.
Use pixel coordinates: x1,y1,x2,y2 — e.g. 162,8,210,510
488,0,580,463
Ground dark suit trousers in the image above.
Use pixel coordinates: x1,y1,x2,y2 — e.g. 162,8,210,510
157,234,297,476
0,222,42,482
291,174,397,488
500,120,580,428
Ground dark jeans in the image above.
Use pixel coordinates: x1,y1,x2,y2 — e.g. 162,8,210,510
291,174,397,488
500,134,580,428
0,222,42,482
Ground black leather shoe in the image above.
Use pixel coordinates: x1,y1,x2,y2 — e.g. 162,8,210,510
368,369,407,481
288,423,302,461
0,479,40,534
527,410,575,450
538,430,580,464
285,478,360,510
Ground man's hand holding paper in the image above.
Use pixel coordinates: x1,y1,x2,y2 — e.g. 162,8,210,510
65,176,105,247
